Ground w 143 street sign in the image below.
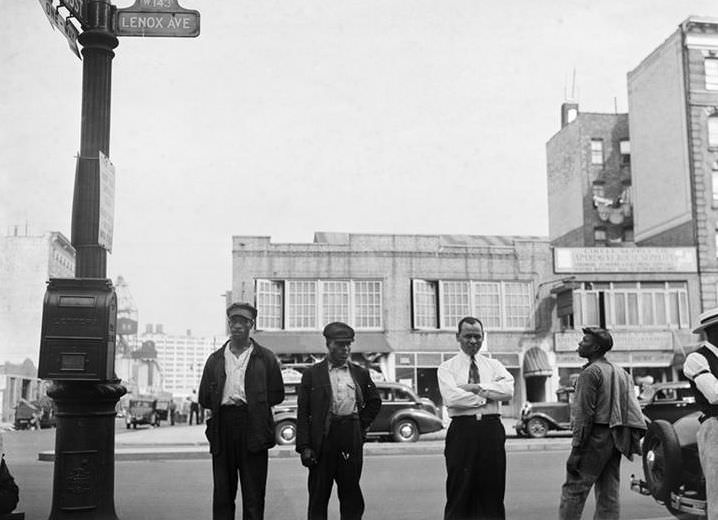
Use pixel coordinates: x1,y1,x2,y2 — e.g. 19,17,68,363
114,0,199,38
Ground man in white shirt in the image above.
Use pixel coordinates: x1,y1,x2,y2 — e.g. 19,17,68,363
684,307,718,519
438,316,515,520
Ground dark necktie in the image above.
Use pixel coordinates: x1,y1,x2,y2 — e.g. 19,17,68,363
469,355,480,384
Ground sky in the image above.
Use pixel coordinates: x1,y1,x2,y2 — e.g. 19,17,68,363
2,0,718,338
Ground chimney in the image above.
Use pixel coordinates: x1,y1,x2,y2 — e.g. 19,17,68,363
561,102,579,128
145,324,153,334
156,324,164,334
186,329,192,337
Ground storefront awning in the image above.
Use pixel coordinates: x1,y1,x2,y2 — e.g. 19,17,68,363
523,347,552,377
253,332,393,354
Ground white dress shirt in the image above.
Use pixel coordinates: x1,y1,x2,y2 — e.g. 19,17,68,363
328,363,358,416
222,344,253,405
684,341,718,405
438,350,515,417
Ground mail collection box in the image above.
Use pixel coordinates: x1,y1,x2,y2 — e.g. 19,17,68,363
38,278,117,381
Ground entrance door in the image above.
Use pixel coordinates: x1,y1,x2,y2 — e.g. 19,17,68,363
525,376,547,402
417,368,441,408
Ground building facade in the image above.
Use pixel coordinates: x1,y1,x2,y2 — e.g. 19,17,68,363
628,16,718,313
0,231,75,365
232,232,554,416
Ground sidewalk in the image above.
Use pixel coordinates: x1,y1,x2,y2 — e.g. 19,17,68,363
37,417,572,461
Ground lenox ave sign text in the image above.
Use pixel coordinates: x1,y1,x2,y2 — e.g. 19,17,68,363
116,12,199,37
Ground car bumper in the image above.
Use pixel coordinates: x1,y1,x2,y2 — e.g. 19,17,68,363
630,476,707,516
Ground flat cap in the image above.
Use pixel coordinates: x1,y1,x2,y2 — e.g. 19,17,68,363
582,327,613,352
323,322,355,342
226,302,257,321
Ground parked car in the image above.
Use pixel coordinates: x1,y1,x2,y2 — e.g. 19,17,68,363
639,381,700,424
125,398,161,429
273,381,444,445
630,413,705,518
514,386,574,438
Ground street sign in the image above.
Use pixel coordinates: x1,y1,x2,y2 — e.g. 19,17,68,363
98,152,115,253
114,0,200,38
38,0,82,59
59,0,86,26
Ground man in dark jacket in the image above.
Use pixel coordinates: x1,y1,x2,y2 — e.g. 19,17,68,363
296,322,382,520
199,302,284,520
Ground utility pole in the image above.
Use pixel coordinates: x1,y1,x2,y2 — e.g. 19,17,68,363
35,1,200,518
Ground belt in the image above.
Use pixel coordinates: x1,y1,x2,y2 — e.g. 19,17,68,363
452,413,500,422
220,402,247,411
330,413,359,423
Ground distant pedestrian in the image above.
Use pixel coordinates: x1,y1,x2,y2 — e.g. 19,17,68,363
198,302,285,520
296,322,382,520
189,389,200,425
169,399,177,426
438,316,514,520
558,327,646,520
684,308,718,520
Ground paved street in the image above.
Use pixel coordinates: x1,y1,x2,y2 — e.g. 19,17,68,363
4,424,676,520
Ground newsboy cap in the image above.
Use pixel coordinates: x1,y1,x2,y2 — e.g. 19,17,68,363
323,322,355,342
693,307,718,333
226,302,257,320
582,327,613,352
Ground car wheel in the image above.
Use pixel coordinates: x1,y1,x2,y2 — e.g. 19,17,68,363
642,419,682,502
392,419,419,442
275,420,297,445
526,417,549,438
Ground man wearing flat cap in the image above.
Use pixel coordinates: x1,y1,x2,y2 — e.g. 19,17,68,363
296,321,382,520
558,327,646,520
198,302,285,520
684,307,718,519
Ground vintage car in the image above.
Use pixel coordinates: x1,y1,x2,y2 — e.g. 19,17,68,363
639,381,700,424
125,398,162,429
273,381,444,445
630,413,705,519
514,386,574,438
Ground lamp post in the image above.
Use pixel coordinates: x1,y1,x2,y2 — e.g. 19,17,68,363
46,1,126,518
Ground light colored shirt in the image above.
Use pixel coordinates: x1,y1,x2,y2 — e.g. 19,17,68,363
328,363,357,416
684,341,718,405
438,350,514,417
222,344,253,405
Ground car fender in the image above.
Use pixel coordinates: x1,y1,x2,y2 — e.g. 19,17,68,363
273,410,297,424
387,408,444,433
522,412,565,430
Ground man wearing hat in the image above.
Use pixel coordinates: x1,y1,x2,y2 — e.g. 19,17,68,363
198,302,285,520
296,321,382,520
558,327,646,520
684,308,718,519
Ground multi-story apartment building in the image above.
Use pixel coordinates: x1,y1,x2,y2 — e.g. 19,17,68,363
139,324,221,396
232,232,554,416
546,104,632,247
0,230,75,364
628,16,718,313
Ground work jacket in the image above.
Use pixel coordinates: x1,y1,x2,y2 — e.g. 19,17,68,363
198,339,284,455
295,358,381,456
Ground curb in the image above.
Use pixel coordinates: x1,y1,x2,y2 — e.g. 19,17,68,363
38,438,571,462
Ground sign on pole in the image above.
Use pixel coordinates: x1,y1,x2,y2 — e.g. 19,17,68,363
59,0,86,26
98,152,115,253
115,0,200,38
38,0,82,59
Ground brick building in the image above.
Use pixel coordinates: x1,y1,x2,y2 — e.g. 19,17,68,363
232,232,554,416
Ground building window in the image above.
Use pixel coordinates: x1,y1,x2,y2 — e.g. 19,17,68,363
412,280,534,331
709,116,718,148
255,279,382,331
591,139,604,165
574,281,689,329
706,58,718,90
619,139,630,165
412,280,438,329
256,280,283,329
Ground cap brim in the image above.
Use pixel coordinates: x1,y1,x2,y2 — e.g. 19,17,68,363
693,317,718,333
228,310,255,320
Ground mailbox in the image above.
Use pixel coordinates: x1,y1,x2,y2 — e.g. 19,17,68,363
38,278,117,381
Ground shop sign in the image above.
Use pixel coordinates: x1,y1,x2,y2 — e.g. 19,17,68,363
487,352,520,368
555,350,675,367
554,247,697,273
555,330,673,352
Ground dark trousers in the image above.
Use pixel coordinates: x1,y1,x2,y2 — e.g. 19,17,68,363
212,405,268,520
559,425,621,520
444,415,506,520
307,416,365,520
190,403,201,425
